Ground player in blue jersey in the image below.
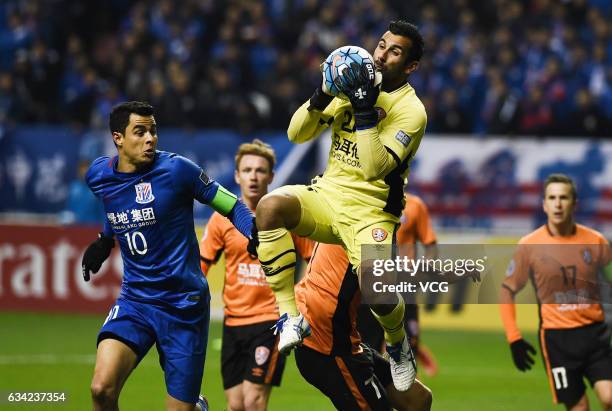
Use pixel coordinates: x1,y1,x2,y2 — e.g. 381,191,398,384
81,101,254,411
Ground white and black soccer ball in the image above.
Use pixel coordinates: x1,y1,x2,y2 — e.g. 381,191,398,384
321,45,382,99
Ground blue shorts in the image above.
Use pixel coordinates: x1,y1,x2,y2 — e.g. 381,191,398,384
97,297,210,404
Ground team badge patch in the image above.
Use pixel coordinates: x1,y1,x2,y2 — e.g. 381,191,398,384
134,182,155,204
375,107,387,121
371,228,388,242
255,346,270,366
582,249,592,265
395,130,411,147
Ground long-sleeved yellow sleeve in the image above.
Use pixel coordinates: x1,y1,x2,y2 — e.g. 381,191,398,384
355,127,397,181
287,100,335,144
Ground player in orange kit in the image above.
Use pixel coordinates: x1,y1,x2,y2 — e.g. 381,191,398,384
295,242,432,410
200,139,313,411
500,174,612,411
357,193,439,376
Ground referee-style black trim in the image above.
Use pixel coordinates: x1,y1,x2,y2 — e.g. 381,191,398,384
331,263,359,355
383,148,410,217
263,262,297,277
259,249,296,265
544,223,577,237
200,248,222,266
385,146,401,166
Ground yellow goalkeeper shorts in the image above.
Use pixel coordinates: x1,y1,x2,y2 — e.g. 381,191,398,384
270,178,398,268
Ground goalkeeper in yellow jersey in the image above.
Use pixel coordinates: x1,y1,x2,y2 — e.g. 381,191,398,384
250,20,426,392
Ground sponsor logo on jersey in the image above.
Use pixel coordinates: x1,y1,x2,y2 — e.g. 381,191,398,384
582,249,592,265
134,182,155,204
395,130,411,147
371,228,388,242
255,346,270,366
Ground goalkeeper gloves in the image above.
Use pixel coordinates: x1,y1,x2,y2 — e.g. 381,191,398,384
509,339,536,371
246,218,259,259
308,62,336,112
334,61,380,130
308,85,334,112
82,233,114,281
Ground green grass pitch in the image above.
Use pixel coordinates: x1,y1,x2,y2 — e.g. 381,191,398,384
0,312,596,410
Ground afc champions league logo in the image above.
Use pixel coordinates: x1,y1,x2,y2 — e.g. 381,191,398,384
135,182,155,204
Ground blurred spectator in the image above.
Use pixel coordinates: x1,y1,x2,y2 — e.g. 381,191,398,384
0,0,610,136
61,159,104,225
565,88,607,136
519,88,552,135
431,87,472,133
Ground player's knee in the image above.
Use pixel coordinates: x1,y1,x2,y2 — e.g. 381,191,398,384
90,379,119,406
227,398,245,411
566,395,589,411
597,389,612,409
243,386,268,411
256,193,299,230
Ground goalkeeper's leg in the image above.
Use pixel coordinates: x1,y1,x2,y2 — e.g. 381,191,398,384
351,223,416,392
256,186,339,353
255,191,302,317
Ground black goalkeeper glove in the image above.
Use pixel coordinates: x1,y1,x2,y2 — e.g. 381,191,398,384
333,61,380,129
82,233,114,281
308,85,334,112
246,218,259,259
509,339,536,371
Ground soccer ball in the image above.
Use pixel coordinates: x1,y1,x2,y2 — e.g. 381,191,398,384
321,45,381,99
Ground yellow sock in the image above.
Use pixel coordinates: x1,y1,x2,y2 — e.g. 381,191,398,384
257,227,298,316
370,296,406,345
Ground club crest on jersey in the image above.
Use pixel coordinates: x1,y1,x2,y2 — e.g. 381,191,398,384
255,346,270,366
134,182,155,204
371,228,388,242
375,107,387,122
582,249,592,265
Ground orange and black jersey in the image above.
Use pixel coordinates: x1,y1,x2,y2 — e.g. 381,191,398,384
296,243,362,355
397,193,437,257
502,224,610,330
201,211,314,326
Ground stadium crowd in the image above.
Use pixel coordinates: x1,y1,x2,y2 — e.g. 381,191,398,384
0,0,610,136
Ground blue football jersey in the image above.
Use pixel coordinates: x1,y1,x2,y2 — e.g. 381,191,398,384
86,151,224,309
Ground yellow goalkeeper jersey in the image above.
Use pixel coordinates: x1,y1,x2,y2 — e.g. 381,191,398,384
288,82,427,218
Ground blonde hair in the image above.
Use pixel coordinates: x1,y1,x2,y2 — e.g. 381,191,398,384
235,139,276,171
